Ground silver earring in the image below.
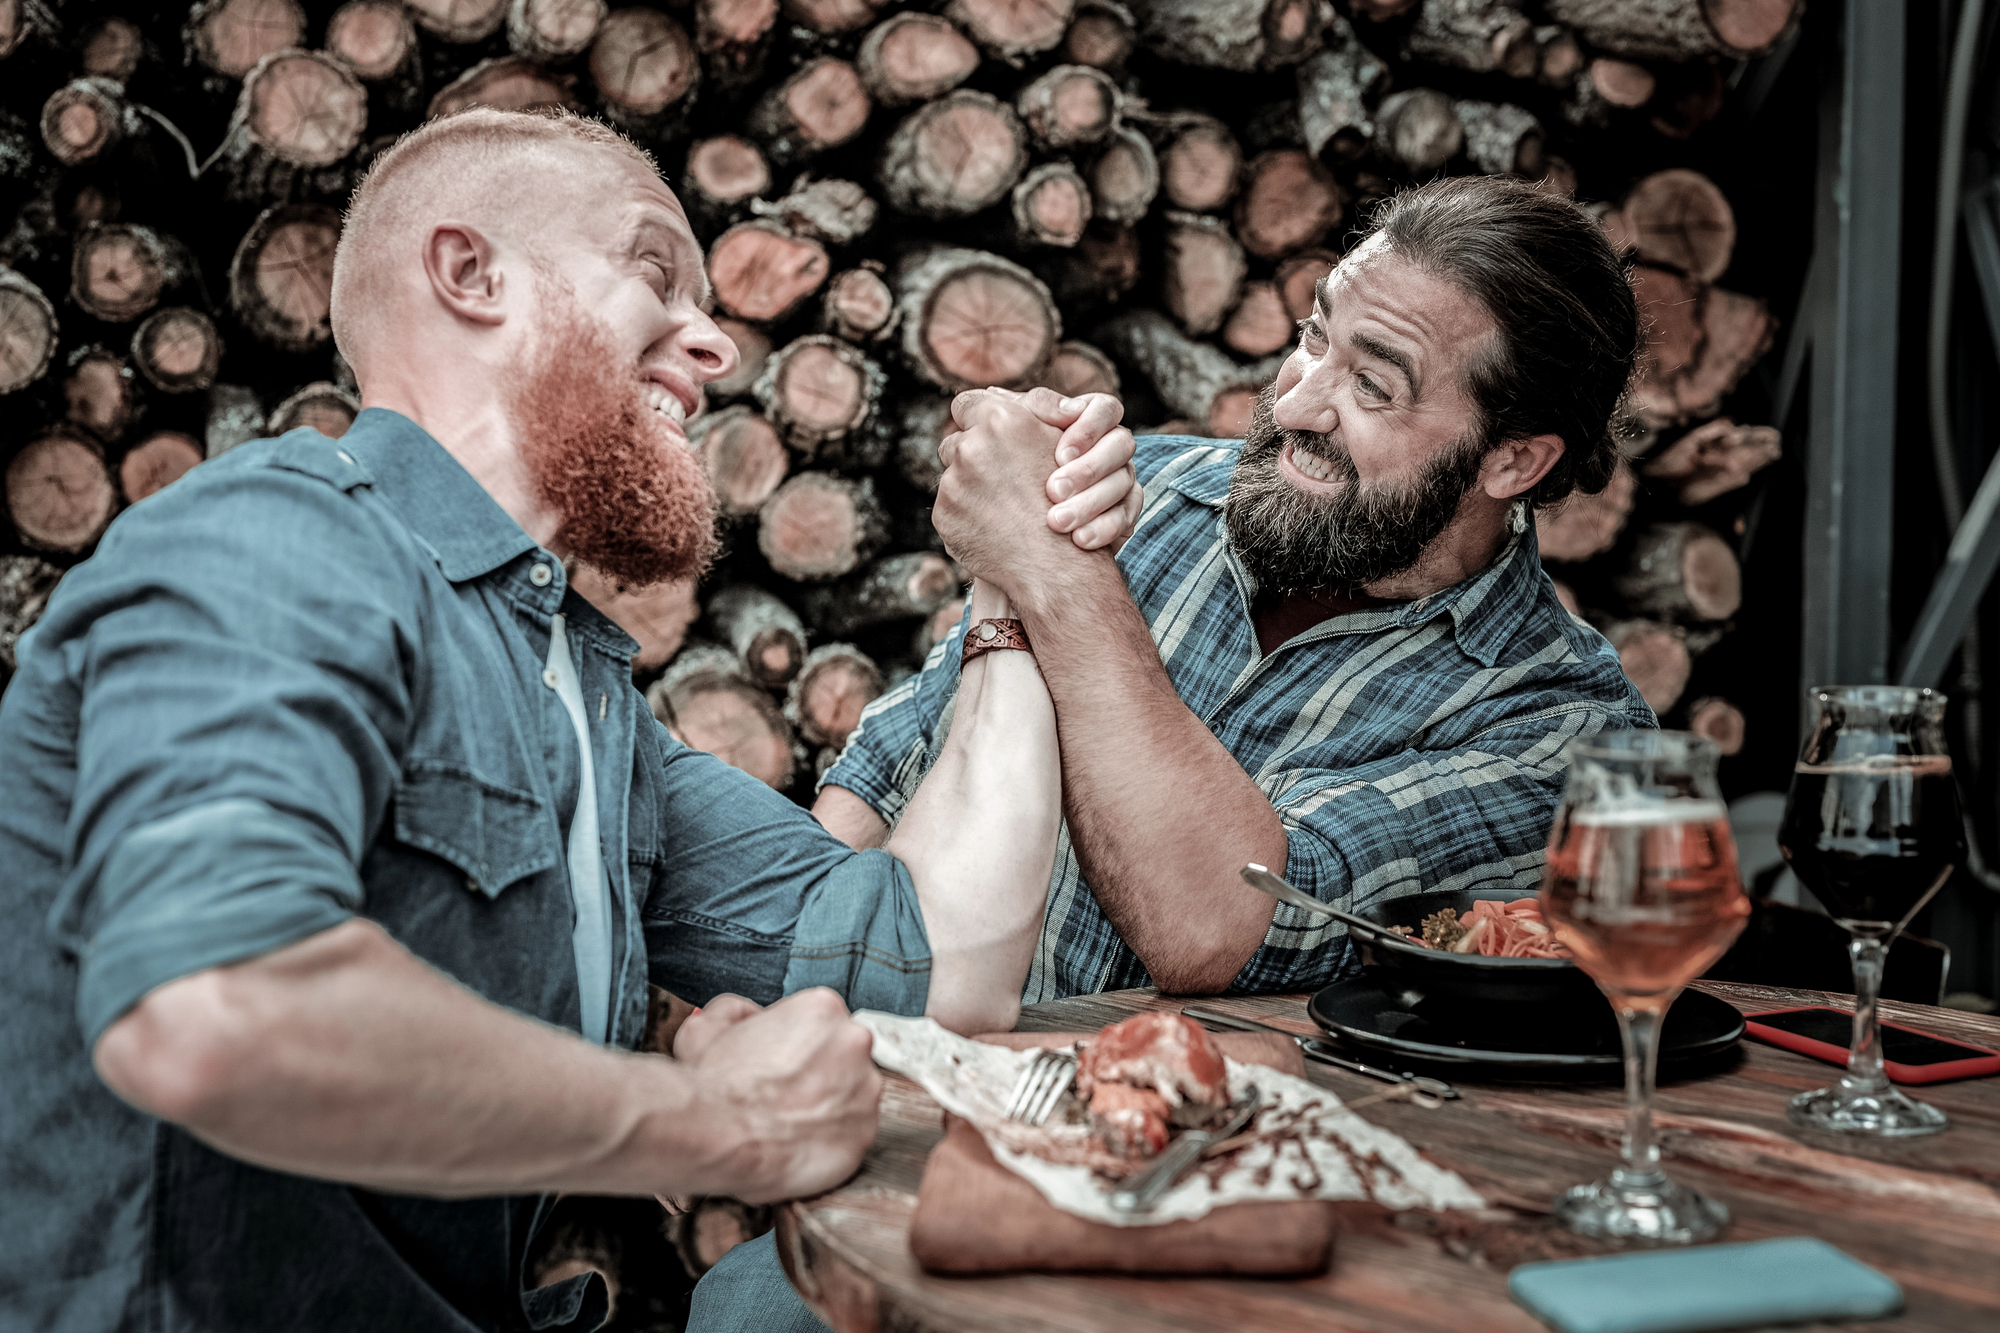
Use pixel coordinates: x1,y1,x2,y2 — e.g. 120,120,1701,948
1509,500,1529,535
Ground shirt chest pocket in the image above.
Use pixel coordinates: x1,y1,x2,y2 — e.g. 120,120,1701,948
394,758,558,897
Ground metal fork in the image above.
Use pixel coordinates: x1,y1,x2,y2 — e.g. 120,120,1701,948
1003,1047,1077,1124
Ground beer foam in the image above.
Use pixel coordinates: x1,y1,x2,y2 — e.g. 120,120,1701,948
1794,755,1953,776
1571,798,1727,827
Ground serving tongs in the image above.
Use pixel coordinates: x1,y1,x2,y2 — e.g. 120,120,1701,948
1108,1085,1261,1214
1182,1007,1458,1103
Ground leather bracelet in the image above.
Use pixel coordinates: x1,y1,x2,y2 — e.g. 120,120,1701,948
960,617,1031,664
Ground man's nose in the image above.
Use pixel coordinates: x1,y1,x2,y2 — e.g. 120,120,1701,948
1274,370,1338,436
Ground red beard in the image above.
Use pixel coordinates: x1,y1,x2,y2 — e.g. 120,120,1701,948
510,290,717,588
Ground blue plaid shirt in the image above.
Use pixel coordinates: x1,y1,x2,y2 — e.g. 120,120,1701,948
822,434,1653,1002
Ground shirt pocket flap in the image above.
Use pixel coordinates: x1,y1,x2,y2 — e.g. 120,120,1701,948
395,760,556,897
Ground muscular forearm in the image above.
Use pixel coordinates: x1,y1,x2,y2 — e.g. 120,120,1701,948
884,583,1061,1033
1016,561,1286,992
94,920,735,1199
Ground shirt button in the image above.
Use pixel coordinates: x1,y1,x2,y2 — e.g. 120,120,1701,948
543,668,561,688
530,563,553,587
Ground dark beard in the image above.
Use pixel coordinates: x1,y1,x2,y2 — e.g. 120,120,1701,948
1222,384,1490,597
508,275,718,588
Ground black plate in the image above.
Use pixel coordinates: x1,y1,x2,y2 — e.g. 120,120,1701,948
1307,977,1745,1074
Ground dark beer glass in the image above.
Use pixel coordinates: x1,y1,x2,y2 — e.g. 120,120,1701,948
1778,686,1963,1137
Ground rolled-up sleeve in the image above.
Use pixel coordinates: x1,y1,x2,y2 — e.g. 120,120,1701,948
35,462,413,1045
643,734,931,1015
1230,705,1616,994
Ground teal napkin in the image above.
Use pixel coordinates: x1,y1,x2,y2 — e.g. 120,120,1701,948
1508,1237,1904,1333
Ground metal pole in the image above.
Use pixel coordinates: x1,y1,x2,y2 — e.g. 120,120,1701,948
1802,0,1904,699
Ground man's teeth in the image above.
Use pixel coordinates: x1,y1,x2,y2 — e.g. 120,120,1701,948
1290,444,1336,482
644,385,687,425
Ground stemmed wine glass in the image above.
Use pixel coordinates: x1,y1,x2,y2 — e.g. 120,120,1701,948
1540,731,1751,1243
1777,686,1964,1137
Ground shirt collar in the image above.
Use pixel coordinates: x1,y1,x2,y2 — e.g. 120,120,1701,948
339,408,540,584
1167,436,1543,668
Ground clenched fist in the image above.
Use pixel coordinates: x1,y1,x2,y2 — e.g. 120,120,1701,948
677,988,882,1204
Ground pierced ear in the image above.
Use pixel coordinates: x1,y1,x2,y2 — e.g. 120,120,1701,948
422,223,508,328
1486,432,1565,501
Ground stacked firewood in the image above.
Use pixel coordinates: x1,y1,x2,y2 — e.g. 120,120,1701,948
1,0,1801,797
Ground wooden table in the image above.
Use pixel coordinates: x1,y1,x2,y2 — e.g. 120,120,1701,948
776,982,2000,1332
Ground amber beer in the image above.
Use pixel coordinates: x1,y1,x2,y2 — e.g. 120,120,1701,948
1541,800,1750,1005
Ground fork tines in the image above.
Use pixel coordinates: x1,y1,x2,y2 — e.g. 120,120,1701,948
1004,1048,1077,1125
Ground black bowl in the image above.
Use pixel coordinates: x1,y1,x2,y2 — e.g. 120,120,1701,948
1347,887,1603,1020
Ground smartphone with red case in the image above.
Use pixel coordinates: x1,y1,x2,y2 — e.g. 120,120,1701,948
1744,1006,2000,1085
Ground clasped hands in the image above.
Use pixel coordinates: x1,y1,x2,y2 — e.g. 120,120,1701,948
934,387,1140,601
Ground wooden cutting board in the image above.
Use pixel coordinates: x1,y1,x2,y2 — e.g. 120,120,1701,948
907,1031,1337,1276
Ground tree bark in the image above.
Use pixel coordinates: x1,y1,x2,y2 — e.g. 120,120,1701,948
1613,521,1740,623
41,78,133,167
64,349,135,442
429,57,576,117
801,551,959,636
1011,161,1092,248
747,57,872,165
821,263,897,342
507,0,604,59
1373,88,1461,175
1158,116,1242,212
204,384,267,458
1046,222,1141,304
229,204,340,352
709,583,809,686
689,405,790,516
1453,100,1544,176
893,393,955,492
1233,149,1340,260
894,245,1060,392
857,13,980,105
590,7,698,129
329,0,422,78
753,334,885,462
652,653,797,788
1295,19,1386,163
6,429,117,554
186,0,305,78
706,220,830,323
878,91,1028,219
0,267,59,395
1088,125,1159,226
119,430,204,503
1221,279,1294,357
1160,212,1246,337
1131,0,1330,71
1404,0,1536,77
1544,0,1799,61
945,0,1075,66
269,381,361,438
1640,417,1780,505
785,641,884,747
1016,64,1120,150
757,472,889,581
1042,338,1120,397
692,0,772,82
406,0,507,42
0,555,64,672
758,175,876,246
1097,308,1282,437
1062,0,1136,68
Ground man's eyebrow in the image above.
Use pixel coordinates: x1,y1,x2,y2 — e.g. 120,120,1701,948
633,215,711,304
1352,331,1420,400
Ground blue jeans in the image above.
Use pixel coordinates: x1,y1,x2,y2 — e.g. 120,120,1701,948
686,1233,831,1333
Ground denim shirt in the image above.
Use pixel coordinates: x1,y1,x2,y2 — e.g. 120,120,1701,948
0,409,930,1332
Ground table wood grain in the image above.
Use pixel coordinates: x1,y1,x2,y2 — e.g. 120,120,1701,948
775,982,2000,1333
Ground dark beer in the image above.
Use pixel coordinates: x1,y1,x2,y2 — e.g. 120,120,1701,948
1779,756,1963,926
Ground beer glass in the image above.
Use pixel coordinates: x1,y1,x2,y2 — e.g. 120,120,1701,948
1777,686,1963,1136
1541,731,1750,1243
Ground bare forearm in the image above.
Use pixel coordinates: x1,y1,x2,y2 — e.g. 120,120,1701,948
885,584,1061,1033
1017,562,1285,992
94,920,722,1199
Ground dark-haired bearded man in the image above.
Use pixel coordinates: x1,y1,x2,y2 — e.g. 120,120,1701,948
815,175,1656,1006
